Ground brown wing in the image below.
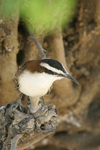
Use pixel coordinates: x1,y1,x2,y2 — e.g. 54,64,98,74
14,64,26,93
14,60,44,92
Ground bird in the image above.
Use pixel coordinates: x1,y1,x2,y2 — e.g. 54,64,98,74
15,58,79,113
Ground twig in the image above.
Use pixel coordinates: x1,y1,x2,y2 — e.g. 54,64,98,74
29,34,46,59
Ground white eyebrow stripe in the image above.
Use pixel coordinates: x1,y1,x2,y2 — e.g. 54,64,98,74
40,62,65,75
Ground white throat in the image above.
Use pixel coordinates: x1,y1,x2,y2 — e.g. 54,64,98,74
18,70,63,97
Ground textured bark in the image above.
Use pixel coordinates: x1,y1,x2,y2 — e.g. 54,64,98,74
0,0,20,105
0,102,57,150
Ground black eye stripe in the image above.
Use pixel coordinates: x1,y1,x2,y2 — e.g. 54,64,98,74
44,68,54,75
44,68,64,78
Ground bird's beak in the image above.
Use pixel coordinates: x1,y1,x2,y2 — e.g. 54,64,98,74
63,73,79,85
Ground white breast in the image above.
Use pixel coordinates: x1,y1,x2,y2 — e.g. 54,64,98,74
18,70,57,97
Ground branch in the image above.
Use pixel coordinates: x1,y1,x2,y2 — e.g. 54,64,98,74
28,33,46,59
0,101,57,150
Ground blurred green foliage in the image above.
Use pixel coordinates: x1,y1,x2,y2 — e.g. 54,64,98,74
2,0,77,34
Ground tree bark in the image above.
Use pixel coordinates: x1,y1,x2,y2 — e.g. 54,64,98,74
0,101,57,150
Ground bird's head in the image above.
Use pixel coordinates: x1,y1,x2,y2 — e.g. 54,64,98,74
40,58,79,84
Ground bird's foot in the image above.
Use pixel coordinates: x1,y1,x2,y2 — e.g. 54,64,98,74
41,97,48,111
42,105,48,111
16,94,23,111
14,94,27,113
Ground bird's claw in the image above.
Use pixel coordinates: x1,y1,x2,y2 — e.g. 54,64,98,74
41,97,48,111
15,94,23,111
42,105,48,111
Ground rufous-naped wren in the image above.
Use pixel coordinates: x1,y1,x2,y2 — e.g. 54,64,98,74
15,58,79,113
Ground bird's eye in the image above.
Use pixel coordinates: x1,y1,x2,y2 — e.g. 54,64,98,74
54,72,58,75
